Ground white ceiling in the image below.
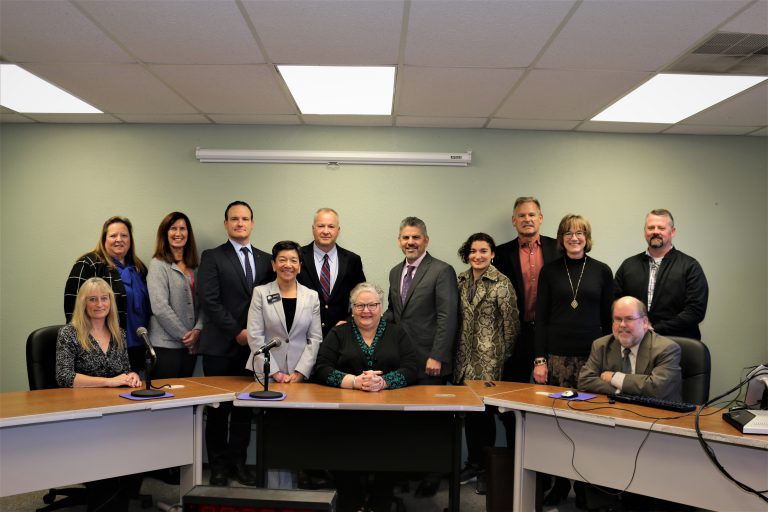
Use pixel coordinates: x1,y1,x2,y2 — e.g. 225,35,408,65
1,0,766,136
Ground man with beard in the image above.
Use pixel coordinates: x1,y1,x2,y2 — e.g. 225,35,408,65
614,209,708,340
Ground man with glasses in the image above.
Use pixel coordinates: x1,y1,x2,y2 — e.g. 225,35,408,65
614,209,708,340
578,296,682,401
577,296,682,510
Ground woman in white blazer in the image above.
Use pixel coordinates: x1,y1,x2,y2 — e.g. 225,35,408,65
247,240,322,383
147,212,203,379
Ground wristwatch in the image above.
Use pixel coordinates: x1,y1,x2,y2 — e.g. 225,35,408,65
533,357,547,366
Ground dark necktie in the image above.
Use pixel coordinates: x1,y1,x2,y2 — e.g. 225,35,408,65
241,247,254,290
320,254,331,301
401,265,415,304
622,347,632,374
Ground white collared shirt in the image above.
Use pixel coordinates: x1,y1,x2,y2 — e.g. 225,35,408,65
313,243,338,292
229,239,255,278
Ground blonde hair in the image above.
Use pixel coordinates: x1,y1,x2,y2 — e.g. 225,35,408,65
71,278,123,352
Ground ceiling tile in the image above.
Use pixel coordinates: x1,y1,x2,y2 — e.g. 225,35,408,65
23,63,197,114
398,67,524,117
243,0,403,64
115,114,212,124
488,119,580,131
577,121,670,133
497,69,651,120
395,117,487,128
77,0,264,64
538,0,753,71
150,64,294,114
665,124,757,135
0,113,34,123
720,0,768,33
683,82,768,126
22,113,122,123
0,0,132,62
748,126,768,136
303,115,393,126
405,0,575,67
209,114,301,125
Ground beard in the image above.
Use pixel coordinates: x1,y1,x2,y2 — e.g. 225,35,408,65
648,236,664,248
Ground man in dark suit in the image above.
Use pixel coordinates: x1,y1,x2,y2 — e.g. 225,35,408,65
614,209,708,340
298,208,366,337
385,216,458,498
494,197,559,384
198,201,274,487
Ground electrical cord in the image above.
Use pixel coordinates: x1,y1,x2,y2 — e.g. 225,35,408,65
693,367,768,501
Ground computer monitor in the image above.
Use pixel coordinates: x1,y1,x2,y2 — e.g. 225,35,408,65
744,364,768,410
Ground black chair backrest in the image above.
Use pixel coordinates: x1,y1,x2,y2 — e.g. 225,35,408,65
669,336,711,404
26,325,65,390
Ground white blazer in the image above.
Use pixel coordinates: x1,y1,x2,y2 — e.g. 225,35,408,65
246,280,322,378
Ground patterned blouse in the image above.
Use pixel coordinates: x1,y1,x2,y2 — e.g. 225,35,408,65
55,324,131,388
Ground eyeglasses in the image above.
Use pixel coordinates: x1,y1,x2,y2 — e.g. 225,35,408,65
564,231,585,239
612,315,644,325
352,302,381,312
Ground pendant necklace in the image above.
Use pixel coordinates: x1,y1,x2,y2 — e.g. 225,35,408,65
565,256,587,309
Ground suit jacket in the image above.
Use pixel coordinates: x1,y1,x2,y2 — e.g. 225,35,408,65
147,258,204,350
494,235,559,318
614,248,708,340
384,252,458,377
577,331,682,402
246,280,322,379
197,241,273,358
297,243,366,336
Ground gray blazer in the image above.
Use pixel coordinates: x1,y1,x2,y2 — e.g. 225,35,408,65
578,331,682,402
385,252,458,378
147,258,203,349
246,280,322,379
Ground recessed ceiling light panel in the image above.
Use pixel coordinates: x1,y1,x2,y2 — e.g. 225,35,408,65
592,73,767,124
0,64,102,114
278,65,395,115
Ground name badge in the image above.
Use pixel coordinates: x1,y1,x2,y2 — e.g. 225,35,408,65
267,293,281,304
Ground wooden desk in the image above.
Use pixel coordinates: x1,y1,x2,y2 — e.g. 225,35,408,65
477,382,768,511
235,382,485,512
0,379,234,498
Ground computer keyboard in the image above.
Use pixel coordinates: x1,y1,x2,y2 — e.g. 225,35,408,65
610,393,697,413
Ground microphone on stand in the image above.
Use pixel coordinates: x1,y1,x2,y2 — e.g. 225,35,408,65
250,338,284,399
131,327,165,398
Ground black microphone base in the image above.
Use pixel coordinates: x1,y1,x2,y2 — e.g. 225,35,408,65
131,388,166,398
249,390,283,399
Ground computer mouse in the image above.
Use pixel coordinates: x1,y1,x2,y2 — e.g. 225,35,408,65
561,390,579,398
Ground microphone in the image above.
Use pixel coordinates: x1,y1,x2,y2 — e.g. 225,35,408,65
131,326,164,398
136,327,157,360
253,338,282,356
249,337,284,400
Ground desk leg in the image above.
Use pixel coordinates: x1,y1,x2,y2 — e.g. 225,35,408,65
448,412,463,512
513,410,536,512
254,408,265,487
180,404,203,499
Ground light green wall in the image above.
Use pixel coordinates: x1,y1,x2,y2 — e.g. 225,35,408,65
1,124,766,397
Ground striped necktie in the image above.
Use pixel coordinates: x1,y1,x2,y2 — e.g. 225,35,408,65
320,254,331,301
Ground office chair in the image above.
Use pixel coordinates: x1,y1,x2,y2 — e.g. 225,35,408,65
669,336,711,404
26,325,152,511
26,325,88,511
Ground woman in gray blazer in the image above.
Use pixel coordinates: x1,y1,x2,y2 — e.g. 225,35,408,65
247,241,322,383
147,212,203,379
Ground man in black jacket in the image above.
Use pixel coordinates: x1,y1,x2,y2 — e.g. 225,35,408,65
614,209,708,340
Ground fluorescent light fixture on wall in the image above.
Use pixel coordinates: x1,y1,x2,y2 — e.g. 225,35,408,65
592,73,767,124
195,148,472,167
277,65,395,115
0,64,102,113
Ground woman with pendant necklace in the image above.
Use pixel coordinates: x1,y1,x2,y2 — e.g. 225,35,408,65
532,214,613,507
